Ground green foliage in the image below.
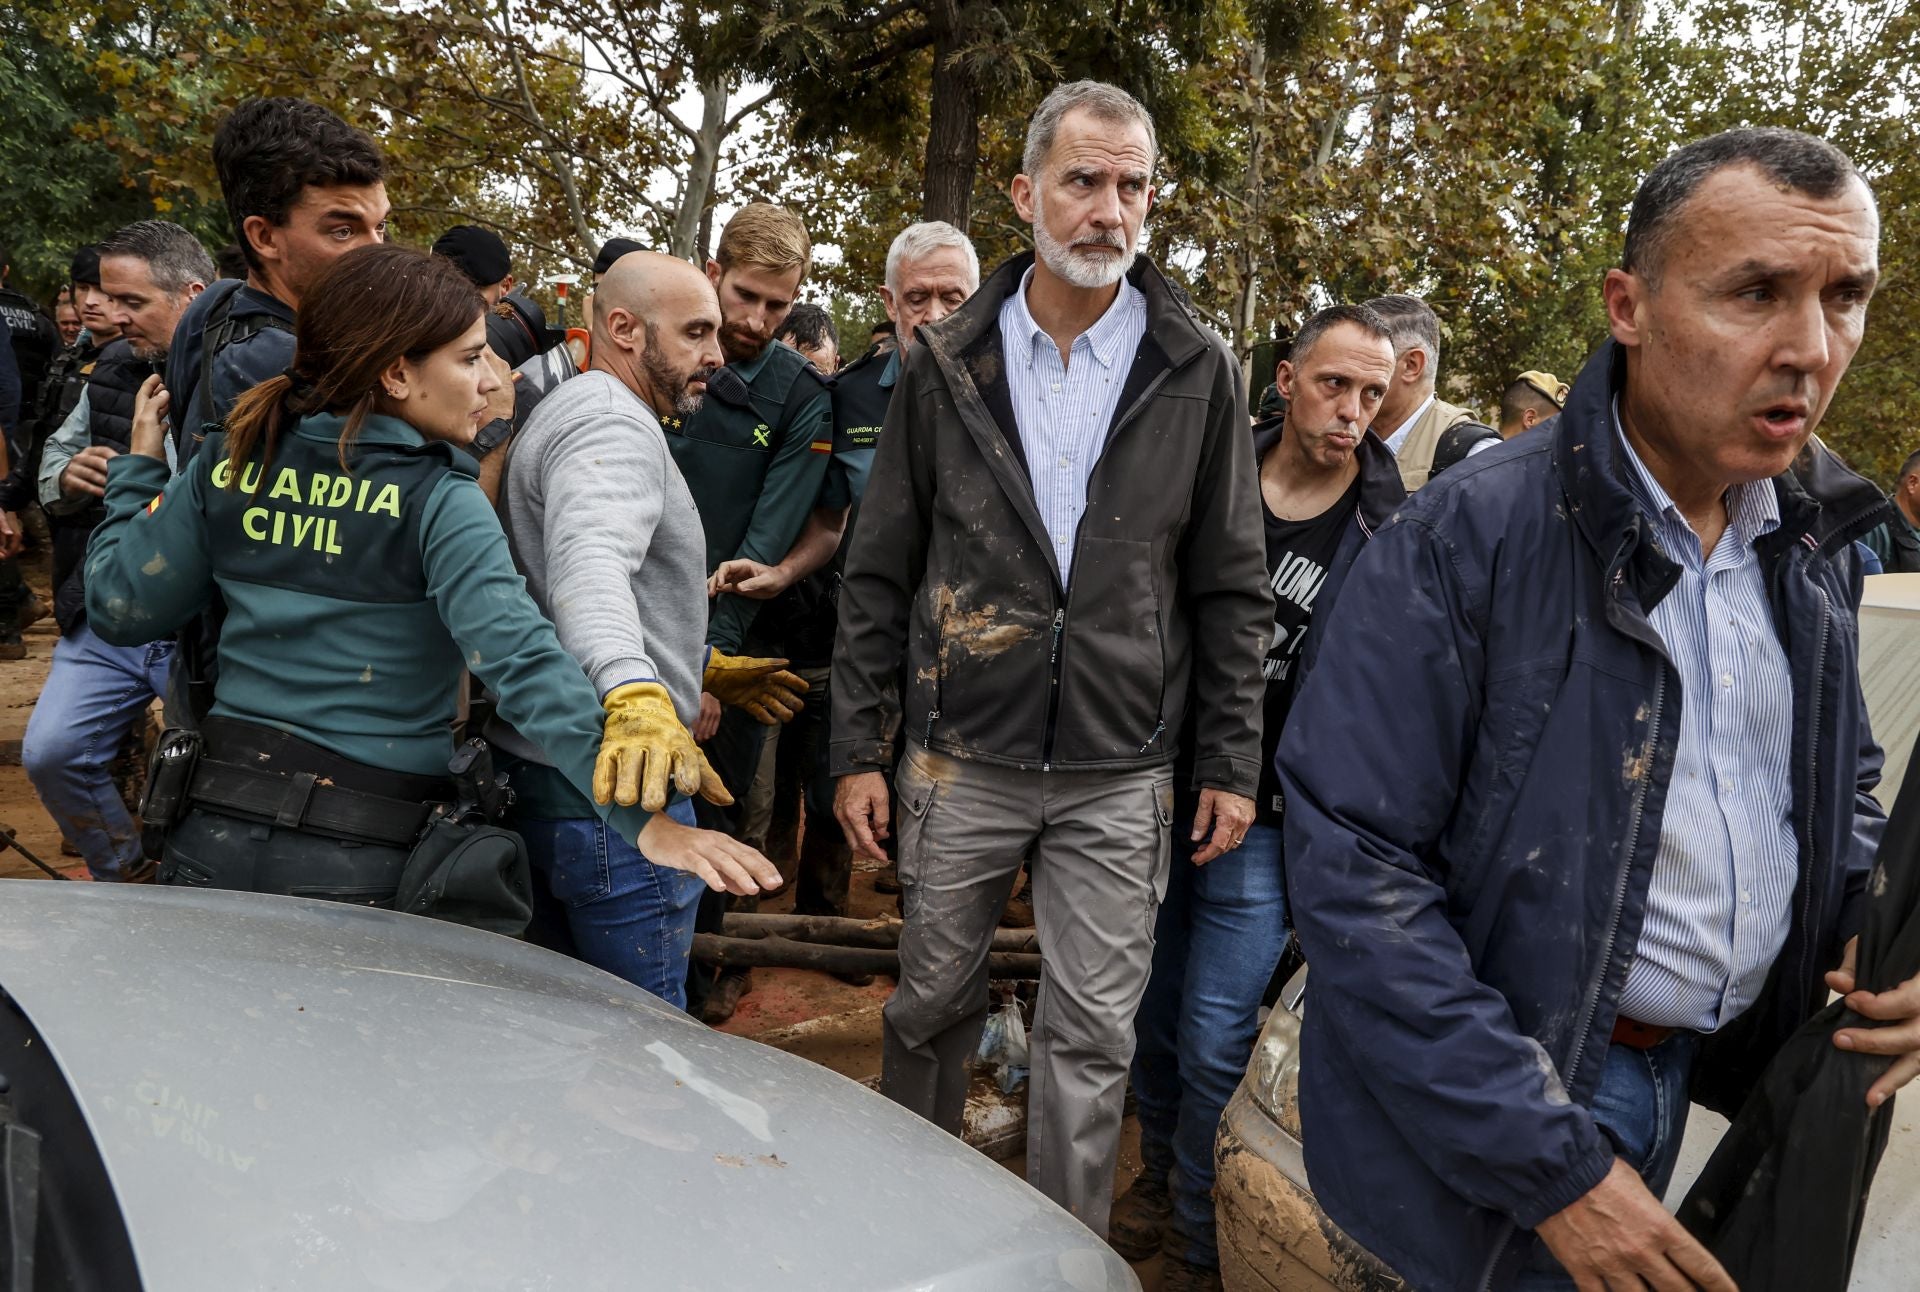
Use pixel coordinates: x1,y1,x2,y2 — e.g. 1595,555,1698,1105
0,2,228,298
2,0,1911,477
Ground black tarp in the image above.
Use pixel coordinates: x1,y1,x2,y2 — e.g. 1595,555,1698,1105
1677,732,1920,1290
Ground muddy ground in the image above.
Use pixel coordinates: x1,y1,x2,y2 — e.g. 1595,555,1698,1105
0,546,90,880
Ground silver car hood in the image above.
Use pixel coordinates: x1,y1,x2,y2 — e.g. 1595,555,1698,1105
0,881,1135,1291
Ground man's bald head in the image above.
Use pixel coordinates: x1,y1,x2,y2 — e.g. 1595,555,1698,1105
594,251,713,338
591,250,725,418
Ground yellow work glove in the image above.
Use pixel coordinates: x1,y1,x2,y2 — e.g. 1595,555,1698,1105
703,651,810,725
592,682,733,812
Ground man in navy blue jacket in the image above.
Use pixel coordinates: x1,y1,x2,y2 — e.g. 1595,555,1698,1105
1281,127,1920,1291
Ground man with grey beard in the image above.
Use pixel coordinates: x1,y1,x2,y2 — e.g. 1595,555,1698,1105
831,80,1270,1240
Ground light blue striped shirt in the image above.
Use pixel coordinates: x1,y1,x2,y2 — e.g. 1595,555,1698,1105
1000,269,1147,585
1613,411,1798,1033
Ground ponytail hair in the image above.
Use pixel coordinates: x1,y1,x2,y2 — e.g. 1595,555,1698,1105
220,243,484,489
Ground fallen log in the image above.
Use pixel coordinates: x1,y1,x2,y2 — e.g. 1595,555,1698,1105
692,933,1044,978
719,912,1039,954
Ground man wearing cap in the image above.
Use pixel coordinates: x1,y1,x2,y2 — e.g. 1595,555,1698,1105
1499,370,1568,439
5,248,128,661
17,251,118,492
430,224,577,481
585,238,646,331
431,225,515,305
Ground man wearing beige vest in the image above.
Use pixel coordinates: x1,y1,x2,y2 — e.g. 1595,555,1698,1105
1365,293,1499,490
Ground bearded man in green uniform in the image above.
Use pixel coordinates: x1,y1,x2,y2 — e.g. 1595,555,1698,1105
667,202,832,659
666,202,832,1020
708,221,980,930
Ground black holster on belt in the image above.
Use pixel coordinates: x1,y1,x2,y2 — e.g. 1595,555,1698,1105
394,739,532,937
139,727,203,859
155,718,531,937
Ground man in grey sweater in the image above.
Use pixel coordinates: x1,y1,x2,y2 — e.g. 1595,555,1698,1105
490,251,800,1008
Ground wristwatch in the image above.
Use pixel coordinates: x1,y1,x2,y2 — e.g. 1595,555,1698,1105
471,417,514,460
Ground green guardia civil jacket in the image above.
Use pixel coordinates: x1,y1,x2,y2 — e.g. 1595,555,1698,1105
664,338,832,653
84,411,652,838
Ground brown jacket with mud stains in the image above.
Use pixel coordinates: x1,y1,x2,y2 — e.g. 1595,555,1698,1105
830,252,1270,794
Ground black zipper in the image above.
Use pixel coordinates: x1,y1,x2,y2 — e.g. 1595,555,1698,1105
1474,566,1669,1292
1139,601,1168,753
1040,607,1067,769
1037,362,1180,769
924,613,947,744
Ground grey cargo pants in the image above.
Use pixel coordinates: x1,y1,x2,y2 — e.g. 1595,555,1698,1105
881,742,1174,1236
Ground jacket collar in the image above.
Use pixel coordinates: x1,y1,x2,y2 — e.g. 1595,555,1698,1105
296,411,427,450
1554,341,1893,579
922,250,1211,376
1252,416,1406,533
233,281,295,323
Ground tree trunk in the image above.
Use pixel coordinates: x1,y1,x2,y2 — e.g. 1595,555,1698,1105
1235,41,1269,388
921,0,980,231
671,75,727,263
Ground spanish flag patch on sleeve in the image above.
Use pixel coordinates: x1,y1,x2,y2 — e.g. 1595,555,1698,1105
810,439,832,454
146,495,163,515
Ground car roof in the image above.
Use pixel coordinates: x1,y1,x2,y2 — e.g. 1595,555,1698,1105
0,882,1133,1291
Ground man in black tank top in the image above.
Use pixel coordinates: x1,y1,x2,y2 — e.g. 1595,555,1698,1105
1118,305,1407,1286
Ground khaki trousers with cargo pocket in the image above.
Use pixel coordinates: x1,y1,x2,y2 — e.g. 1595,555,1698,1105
879,741,1174,1237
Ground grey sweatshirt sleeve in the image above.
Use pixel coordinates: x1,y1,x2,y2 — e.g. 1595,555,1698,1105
519,395,670,699
39,389,92,513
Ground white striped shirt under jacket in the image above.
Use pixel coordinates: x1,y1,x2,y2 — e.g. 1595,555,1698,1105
999,268,1147,587
1613,410,1797,1033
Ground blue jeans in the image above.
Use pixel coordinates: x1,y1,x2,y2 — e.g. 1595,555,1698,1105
1513,1033,1699,1289
515,798,708,1010
23,622,173,880
1131,818,1290,1268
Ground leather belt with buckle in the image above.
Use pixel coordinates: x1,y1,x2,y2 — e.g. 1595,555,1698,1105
1610,1015,1679,1050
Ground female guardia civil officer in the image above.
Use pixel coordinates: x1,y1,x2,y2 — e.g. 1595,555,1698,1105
86,243,778,907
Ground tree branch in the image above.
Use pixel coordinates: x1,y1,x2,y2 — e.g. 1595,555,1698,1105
724,86,778,133
841,24,938,77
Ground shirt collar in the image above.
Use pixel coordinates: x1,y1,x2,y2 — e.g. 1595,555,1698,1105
880,345,901,389
1380,392,1436,449
1003,266,1142,371
1611,399,1780,549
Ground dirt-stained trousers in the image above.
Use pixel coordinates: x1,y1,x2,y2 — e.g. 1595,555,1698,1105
881,740,1173,1237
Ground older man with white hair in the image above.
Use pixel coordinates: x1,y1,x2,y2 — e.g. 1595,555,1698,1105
831,81,1271,1237
708,219,980,923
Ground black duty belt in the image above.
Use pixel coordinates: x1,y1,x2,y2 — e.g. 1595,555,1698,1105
187,757,437,849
